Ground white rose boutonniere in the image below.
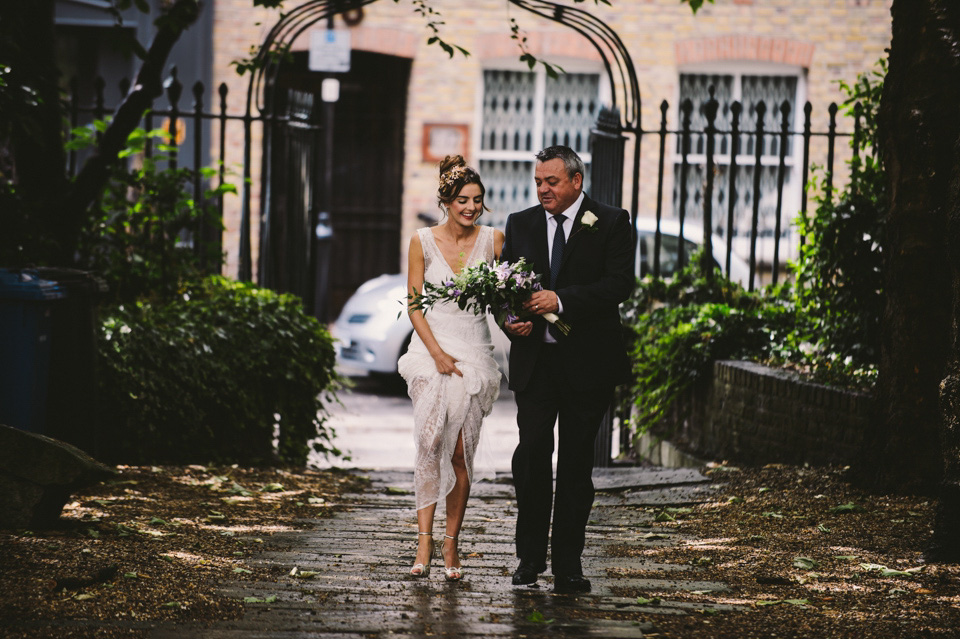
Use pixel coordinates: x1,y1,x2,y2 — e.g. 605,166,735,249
576,210,599,235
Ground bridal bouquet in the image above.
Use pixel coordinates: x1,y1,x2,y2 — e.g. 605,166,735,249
408,258,571,335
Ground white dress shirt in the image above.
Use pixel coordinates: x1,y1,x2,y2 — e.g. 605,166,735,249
543,191,584,342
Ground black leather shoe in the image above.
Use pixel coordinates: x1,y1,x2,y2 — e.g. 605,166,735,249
553,574,591,594
511,561,545,585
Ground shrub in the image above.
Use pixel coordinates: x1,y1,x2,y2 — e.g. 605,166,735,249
792,60,886,366
624,265,802,431
622,62,886,439
69,122,231,304
97,276,343,465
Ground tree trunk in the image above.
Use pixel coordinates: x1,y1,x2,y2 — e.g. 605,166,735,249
2,0,69,257
862,1,960,496
57,0,201,264
923,3,960,560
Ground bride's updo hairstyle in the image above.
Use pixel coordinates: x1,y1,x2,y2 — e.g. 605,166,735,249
437,155,491,219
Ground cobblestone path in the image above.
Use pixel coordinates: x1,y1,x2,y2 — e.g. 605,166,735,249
154,467,737,638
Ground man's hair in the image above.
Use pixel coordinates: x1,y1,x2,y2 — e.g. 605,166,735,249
535,145,585,182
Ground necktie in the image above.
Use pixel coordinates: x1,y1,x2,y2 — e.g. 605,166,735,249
548,214,566,341
550,214,566,288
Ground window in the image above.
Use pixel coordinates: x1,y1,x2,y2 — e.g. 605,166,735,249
673,71,802,266
479,69,600,227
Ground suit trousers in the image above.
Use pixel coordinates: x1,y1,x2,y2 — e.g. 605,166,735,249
511,343,613,576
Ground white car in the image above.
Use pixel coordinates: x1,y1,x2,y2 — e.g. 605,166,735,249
331,219,750,378
635,216,751,285
329,273,413,377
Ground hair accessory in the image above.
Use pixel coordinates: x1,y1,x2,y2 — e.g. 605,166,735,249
439,165,468,187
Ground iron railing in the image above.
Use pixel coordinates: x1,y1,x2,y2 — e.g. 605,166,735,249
65,74,863,291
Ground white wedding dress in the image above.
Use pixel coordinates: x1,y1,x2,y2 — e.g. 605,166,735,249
398,225,501,511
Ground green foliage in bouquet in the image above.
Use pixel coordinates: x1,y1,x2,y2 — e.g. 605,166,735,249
409,257,570,334
97,276,344,465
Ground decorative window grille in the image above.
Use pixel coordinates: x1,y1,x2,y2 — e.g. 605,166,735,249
479,69,599,227
672,72,801,266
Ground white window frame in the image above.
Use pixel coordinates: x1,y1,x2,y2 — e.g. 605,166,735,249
474,57,609,220
673,61,808,264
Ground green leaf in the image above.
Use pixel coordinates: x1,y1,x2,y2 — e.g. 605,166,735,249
526,610,554,624
793,557,819,570
830,502,865,513
227,482,252,496
260,483,285,493
233,567,252,574
817,524,831,533
636,596,661,605
161,601,182,609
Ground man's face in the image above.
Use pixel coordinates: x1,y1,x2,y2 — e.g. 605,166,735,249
535,158,582,214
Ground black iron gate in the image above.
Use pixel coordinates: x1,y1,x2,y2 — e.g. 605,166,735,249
259,82,323,310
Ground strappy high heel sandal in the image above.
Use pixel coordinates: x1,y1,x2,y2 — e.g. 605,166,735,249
410,532,434,577
442,534,463,582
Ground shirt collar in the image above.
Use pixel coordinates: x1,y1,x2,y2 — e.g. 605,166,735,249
544,191,585,226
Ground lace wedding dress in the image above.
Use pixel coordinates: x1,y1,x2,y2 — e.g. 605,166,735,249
398,225,502,511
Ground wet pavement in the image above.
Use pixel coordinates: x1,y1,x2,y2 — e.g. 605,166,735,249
309,374,522,472
152,465,736,638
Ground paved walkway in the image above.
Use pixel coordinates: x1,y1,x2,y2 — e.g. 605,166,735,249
154,466,736,638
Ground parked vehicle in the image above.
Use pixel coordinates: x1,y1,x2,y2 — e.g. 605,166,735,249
331,218,750,377
635,216,751,284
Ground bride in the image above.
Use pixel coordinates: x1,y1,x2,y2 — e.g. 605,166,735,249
398,155,504,581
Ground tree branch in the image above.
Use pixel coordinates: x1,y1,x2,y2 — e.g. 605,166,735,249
59,0,201,262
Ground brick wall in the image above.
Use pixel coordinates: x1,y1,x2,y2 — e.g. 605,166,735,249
648,360,873,467
211,0,893,279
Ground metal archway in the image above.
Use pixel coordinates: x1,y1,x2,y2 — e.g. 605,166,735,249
238,0,642,281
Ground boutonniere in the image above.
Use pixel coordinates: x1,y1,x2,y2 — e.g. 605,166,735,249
581,210,599,231
571,210,599,239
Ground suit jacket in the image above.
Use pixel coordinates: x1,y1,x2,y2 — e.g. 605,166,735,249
500,194,635,393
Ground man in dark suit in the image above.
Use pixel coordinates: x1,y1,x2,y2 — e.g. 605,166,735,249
501,145,635,594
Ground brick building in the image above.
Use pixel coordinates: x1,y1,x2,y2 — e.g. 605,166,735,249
208,0,891,314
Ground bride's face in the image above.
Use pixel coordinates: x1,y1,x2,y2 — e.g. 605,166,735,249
448,183,483,228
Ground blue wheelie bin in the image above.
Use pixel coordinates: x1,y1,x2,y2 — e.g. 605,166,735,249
0,269,65,433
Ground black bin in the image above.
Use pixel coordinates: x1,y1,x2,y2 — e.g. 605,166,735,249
34,268,108,457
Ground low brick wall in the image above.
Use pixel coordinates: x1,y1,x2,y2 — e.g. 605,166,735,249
644,360,874,467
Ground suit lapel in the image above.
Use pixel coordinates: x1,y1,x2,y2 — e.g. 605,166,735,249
529,206,550,278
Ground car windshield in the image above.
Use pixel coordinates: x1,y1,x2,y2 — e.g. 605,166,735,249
638,230,714,278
